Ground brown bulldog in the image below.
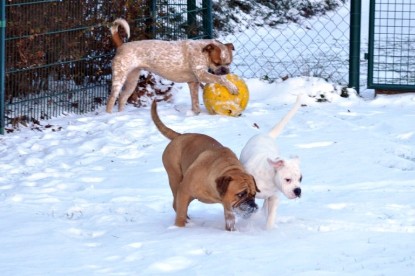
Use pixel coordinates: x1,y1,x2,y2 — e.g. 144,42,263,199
151,101,259,231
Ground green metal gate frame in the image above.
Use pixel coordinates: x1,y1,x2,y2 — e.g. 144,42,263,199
367,0,415,92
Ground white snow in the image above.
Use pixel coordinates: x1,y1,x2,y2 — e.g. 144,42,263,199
2,1,415,275
1,76,415,275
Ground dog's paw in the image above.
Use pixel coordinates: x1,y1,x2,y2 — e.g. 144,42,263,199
226,225,237,231
191,106,201,115
175,218,187,227
225,217,236,231
167,225,181,230
265,224,277,230
225,80,238,95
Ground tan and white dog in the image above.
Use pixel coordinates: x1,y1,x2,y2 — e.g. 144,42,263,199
106,18,238,114
151,100,259,231
239,95,303,229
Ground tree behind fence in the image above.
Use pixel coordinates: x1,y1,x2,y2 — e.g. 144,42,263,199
3,0,199,129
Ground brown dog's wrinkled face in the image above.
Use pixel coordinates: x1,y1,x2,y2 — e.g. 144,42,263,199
203,42,234,76
216,173,260,218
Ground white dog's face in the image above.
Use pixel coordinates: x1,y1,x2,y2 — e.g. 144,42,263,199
268,158,302,199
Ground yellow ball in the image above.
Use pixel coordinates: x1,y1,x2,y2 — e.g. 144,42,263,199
203,74,249,116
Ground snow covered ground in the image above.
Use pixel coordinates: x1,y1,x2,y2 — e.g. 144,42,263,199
2,0,415,275
1,76,415,275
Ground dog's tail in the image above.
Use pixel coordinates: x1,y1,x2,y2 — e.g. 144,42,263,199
151,100,181,141
110,18,130,48
268,94,304,139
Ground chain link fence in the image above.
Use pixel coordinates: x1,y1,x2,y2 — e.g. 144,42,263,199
216,0,350,84
1,0,352,133
1,0,213,133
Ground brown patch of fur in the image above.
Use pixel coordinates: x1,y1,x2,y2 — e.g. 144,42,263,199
111,30,123,48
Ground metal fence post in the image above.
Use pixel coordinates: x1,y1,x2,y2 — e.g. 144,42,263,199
0,1,5,135
202,0,212,39
349,0,361,94
187,0,197,38
147,0,156,39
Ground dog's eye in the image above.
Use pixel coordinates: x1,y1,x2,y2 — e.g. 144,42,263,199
285,178,292,184
237,191,247,198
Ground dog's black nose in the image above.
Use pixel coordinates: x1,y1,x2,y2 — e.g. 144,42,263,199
249,200,258,210
213,66,230,75
294,188,302,197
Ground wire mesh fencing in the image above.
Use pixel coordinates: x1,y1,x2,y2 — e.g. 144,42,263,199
367,0,415,92
2,0,211,131
1,0,352,133
216,0,350,85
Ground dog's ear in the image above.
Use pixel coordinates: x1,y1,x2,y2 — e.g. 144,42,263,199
267,158,285,169
202,44,215,53
216,176,232,197
224,43,235,51
250,175,260,193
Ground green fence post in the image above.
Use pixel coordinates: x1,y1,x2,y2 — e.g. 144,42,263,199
0,1,5,135
349,0,361,94
187,0,197,38
147,0,156,39
202,0,212,39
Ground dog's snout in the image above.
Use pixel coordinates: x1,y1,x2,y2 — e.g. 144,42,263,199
213,66,230,76
294,187,302,198
236,198,258,219
248,200,258,210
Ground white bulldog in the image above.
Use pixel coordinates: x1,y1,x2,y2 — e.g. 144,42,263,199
240,95,303,229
